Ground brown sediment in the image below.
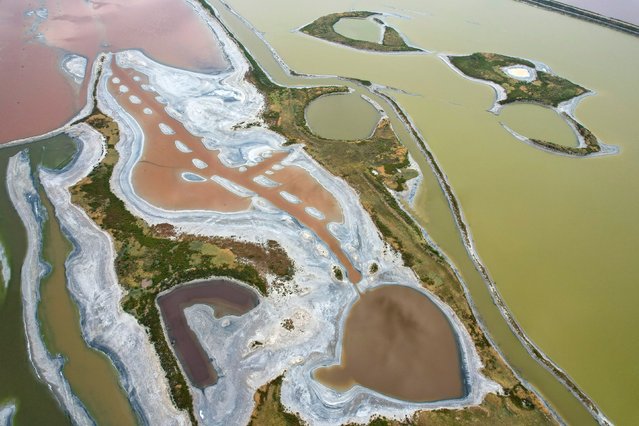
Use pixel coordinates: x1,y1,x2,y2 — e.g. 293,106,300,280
108,65,362,283
1,0,228,143
157,279,259,388
314,285,464,402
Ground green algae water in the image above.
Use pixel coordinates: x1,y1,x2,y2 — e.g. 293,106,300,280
0,134,136,425
216,0,639,423
332,18,382,43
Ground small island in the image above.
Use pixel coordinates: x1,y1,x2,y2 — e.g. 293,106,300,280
449,52,586,107
446,52,610,156
300,11,423,53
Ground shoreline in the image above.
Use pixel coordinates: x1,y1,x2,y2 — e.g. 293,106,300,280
7,150,94,425
0,54,104,149
439,52,618,158
295,11,428,54
0,241,10,291
302,90,385,142
40,124,191,425
0,401,16,426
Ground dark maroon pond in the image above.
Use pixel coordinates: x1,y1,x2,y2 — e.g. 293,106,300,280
157,279,259,388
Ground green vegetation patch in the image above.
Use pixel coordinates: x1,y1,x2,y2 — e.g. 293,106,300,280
249,376,301,426
450,52,587,107
71,113,294,422
300,11,422,52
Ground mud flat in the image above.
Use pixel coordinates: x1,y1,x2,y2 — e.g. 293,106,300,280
157,279,259,388
83,5,498,423
37,124,190,425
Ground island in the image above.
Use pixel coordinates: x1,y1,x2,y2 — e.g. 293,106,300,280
445,52,614,156
300,11,423,52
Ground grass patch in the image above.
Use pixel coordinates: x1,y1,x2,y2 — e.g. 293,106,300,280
450,52,587,107
249,376,301,426
300,11,421,52
71,113,294,422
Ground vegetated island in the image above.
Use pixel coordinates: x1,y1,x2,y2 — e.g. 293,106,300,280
300,11,423,52
448,52,605,156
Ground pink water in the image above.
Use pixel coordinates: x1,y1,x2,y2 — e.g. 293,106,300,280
558,0,639,25
0,0,227,143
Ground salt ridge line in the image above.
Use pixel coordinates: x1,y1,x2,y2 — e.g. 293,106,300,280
6,150,94,426
0,401,16,426
0,241,10,290
96,11,497,424
39,124,190,426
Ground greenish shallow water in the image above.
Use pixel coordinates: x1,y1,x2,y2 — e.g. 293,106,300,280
0,134,135,425
333,18,383,44
499,103,578,148
0,138,75,426
305,93,380,140
218,0,639,423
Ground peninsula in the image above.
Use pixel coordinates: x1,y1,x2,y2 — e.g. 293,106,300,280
446,52,613,156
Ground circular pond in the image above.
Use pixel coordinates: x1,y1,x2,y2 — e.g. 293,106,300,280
305,93,380,140
333,17,383,43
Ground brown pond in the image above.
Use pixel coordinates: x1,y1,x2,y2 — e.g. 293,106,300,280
1,0,227,143
108,64,362,283
157,279,259,389
315,285,465,402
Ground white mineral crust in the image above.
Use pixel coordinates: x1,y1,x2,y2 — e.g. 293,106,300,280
61,54,88,85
